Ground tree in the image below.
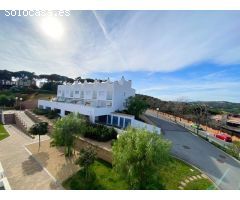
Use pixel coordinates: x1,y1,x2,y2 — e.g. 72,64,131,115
0,70,12,81
126,96,149,119
0,94,15,107
112,127,171,189
51,113,86,157
41,82,59,92
13,71,36,80
228,141,240,159
29,122,48,150
75,146,96,181
191,104,209,134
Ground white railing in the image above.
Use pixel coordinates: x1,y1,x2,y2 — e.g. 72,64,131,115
132,119,161,134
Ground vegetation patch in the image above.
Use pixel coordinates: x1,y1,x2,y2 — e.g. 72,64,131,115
63,127,214,190
0,123,9,141
63,157,213,190
63,159,128,190
33,108,60,119
184,178,215,190
83,123,118,142
159,157,214,189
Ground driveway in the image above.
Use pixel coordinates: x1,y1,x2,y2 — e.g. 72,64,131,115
145,112,240,190
0,125,62,189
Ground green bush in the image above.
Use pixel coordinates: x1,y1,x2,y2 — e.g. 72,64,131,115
0,94,15,107
33,108,60,119
33,108,49,115
46,110,60,119
83,123,118,142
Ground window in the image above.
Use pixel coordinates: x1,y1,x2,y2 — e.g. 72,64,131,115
70,91,73,97
92,91,97,99
99,91,105,97
80,91,84,98
107,91,112,100
75,90,79,94
107,115,112,124
124,118,131,128
112,116,118,126
119,117,124,128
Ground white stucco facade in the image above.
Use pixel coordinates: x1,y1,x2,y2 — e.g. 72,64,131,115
38,77,160,134
38,77,135,122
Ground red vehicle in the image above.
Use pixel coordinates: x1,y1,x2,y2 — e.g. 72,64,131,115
215,133,232,143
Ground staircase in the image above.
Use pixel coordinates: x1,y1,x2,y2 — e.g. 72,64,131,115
14,111,35,138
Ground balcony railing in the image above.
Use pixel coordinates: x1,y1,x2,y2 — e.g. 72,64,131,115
52,97,112,108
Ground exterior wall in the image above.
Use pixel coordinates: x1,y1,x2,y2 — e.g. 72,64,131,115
107,113,161,134
38,100,115,122
3,114,15,124
74,136,112,164
38,77,135,123
132,119,161,134
112,78,135,111
0,162,11,190
57,80,114,101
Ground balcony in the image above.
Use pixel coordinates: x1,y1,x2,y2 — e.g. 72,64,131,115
49,97,112,108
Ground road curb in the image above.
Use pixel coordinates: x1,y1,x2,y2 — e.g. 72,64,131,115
147,112,240,165
171,155,219,190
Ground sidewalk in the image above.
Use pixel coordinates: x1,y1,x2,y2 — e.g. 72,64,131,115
0,125,62,189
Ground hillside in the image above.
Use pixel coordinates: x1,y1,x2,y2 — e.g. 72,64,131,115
137,94,240,114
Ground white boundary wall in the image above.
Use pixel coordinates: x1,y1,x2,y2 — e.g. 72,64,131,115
132,119,161,134
0,162,11,190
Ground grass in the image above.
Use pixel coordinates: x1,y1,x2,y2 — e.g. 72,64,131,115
63,157,214,190
185,179,216,190
63,159,128,190
0,123,9,141
159,157,214,189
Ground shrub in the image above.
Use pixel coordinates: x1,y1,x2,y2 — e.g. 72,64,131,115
83,123,118,142
0,94,15,107
46,110,60,119
33,108,60,119
33,108,49,115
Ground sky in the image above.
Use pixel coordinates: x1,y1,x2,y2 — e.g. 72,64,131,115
0,10,240,102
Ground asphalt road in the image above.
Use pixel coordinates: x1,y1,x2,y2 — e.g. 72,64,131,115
145,113,240,190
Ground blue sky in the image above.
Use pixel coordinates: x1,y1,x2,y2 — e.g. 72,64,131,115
0,11,240,102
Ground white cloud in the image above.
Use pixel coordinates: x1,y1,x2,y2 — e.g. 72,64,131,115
1,11,240,76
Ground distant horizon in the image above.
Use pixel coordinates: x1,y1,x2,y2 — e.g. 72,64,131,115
0,11,240,102
1,68,240,104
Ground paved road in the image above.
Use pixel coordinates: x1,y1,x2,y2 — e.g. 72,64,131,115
145,112,240,190
0,125,61,190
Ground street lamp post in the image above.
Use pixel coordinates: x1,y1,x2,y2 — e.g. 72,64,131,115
15,97,18,108
19,97,23,110
156,107,159,118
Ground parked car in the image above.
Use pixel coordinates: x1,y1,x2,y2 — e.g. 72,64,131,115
191,123,203,130
214,133,232,143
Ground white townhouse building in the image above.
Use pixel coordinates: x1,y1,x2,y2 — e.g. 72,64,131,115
38,76,160,133
38,77,134,123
